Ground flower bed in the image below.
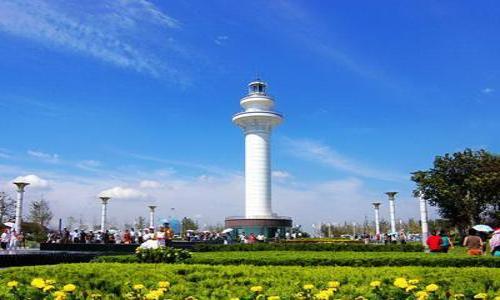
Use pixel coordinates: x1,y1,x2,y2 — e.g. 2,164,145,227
0,263,498,299
192,242,424,252
93,251,500,268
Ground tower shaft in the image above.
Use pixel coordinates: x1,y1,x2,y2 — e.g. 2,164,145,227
245,129,271,217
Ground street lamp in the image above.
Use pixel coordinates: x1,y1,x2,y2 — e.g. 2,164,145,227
13,181,29,234
99,196,111,232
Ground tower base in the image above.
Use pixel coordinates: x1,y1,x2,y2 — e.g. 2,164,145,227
225,216,292,239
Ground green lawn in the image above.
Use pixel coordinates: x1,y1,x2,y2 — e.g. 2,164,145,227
1,263,499,299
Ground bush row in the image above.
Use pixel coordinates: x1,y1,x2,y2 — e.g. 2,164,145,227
0,263,498,299
93,251,500,268
0,252,97,267
192,242,424,252
187,251,500,268
283,238,363,244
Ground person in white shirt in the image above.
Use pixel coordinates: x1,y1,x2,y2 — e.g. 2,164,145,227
114,232,121,244
155,226,166,247
142,228,152,241
70,230,79,243
9,230,18,250
256,234,265,242
1,229,10,250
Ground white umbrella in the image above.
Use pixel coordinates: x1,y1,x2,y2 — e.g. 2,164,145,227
222,228,233,234
3,222,14,228
473,224,494,232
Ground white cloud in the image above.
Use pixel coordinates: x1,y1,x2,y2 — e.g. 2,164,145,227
0,0,181,79
99,186,146,199
0,151,10,159
76,160,101,171
12,174,50,189
284,138,406,182
482,88,494,94
272,170,292,180
27,150,59,163
139,180,162,189
214,35,229,45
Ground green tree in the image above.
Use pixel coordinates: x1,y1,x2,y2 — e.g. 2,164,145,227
181,217,199,234
412,149,500,229
27,197,53,242
28,197,53,228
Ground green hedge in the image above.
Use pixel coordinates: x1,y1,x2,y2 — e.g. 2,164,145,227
0,252,97,267
93,251,500,268
187,251,500,268
192,242,424,252
0,263,498,299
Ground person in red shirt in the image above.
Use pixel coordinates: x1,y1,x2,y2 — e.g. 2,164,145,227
426,230,442,252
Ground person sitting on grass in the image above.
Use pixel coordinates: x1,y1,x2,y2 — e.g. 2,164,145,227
463,228,483,256
440,230,453,253
426,230,442,253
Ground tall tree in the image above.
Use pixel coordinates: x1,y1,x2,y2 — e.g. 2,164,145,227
181,217,199,234
28,197,54,228
0,192,16,223
412,149,500,229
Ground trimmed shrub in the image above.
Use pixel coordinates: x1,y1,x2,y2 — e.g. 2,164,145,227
192,242,424,252
135,247,192,263
0,252,97,267
93,251,500,268
186,251,500,268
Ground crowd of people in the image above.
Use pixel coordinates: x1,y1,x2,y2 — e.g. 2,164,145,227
0,229,26,250
4,222,500,256
46,223,175,246
426,228,500,256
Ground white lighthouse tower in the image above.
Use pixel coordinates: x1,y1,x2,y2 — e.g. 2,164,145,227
233,80,282,217
226,80,291,238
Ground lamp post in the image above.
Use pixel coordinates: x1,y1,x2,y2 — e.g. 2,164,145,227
418,193,429,247
148,206,157,228
372,202,381,236
385,192,398,234
352,222,356,239
99,196,111,232
13,181,29,234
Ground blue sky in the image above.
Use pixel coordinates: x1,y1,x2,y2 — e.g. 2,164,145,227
0,0,498,230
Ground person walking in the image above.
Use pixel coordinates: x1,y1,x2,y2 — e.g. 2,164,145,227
426,230,442,253
463,228,483,256
399,230,407,245
440,230,453,253
155,225,166,247
9,229,18,250
164,223,174,247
